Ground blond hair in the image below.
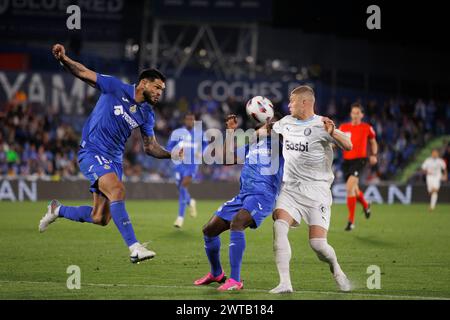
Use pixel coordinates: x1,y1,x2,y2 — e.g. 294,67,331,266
291,85,315,101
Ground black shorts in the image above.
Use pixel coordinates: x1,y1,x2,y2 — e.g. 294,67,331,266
342,158,367,180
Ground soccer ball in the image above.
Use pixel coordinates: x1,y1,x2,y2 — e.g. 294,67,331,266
245,96,274,123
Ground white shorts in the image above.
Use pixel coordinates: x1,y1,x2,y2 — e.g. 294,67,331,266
426,176,441,193
274,183,332,230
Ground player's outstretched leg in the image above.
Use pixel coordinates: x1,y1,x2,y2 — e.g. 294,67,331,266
217,210,252,291
309,226,351,292
99,173,155,263
39,191,116,232
194,216,229,286
270,210,294,294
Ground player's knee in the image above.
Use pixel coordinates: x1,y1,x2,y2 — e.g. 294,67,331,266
347,185,357,196
202,224,214,237
309,238,326,252
92,215,108,226
230,212,251,231
230,220,245,231
109,184,125,200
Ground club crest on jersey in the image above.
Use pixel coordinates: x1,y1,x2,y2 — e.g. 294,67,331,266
103,164,110,170
304,128,312,136
130,105,137,113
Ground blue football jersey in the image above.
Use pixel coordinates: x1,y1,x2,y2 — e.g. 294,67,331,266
79,73,155,163
238,137,283,195
166,126,208,167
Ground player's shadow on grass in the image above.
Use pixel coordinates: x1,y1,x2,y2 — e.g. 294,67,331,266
353,235,397,247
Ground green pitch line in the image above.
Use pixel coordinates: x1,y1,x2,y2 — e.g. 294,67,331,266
0,201,449,300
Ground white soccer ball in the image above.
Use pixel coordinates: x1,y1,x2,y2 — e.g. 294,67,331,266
245,96,274,123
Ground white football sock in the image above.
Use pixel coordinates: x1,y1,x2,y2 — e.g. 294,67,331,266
309,238,343,276
430,192,438,210
273,219,292,286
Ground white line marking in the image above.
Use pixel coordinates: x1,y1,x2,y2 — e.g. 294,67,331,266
0,280,449,300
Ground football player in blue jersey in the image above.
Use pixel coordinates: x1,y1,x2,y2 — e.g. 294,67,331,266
194,114,283,291
166,113,209,228
39,44,183,263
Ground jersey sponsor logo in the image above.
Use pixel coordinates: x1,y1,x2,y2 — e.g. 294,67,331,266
122,97,130,103
247,148,271,157
285,139,309,152
114,105,139,129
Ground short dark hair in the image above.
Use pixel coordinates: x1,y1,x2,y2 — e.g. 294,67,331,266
138,68,166,83
351,102,364,113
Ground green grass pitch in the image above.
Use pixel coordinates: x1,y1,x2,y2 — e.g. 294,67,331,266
0,200,449,300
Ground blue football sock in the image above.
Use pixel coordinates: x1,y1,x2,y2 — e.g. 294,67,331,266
58,206,93,223
204,235,222,277
229,230,246,282
178,184,186,217
183,186,191,205
110,200,138,247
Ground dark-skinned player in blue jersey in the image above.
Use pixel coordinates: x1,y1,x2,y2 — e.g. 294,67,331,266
39,44,183,263
194,114,283,291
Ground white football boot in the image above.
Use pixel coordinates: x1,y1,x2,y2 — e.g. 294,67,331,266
174,216,184,228
188,198,197,218
129,242,156,264
334,272,352,292
39,199,61,233
269,283,293,294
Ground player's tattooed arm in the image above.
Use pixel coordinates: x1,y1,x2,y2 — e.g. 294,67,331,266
142,134,183,160
323,117,352,151
52,43,97,88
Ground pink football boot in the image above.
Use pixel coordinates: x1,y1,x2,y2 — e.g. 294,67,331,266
217,278,244,291
194,271,226,286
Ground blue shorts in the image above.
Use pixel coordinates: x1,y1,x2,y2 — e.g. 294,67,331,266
78,149,123,194
215,193,275,229
175,164,198,186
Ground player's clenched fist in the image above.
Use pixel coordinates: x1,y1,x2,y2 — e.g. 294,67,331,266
225,114,238,130
322,117,336,135
52,44,66,60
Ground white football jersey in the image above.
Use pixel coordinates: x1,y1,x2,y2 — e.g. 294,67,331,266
273,114,337,186
422,157,446,179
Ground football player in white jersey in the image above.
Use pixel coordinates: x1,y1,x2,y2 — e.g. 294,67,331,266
422,149,447,211
268,85,353,294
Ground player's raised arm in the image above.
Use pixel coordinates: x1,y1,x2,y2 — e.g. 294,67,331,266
142,133,183,160
223,114,239,165
52,43,97,87
323,117,353,151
